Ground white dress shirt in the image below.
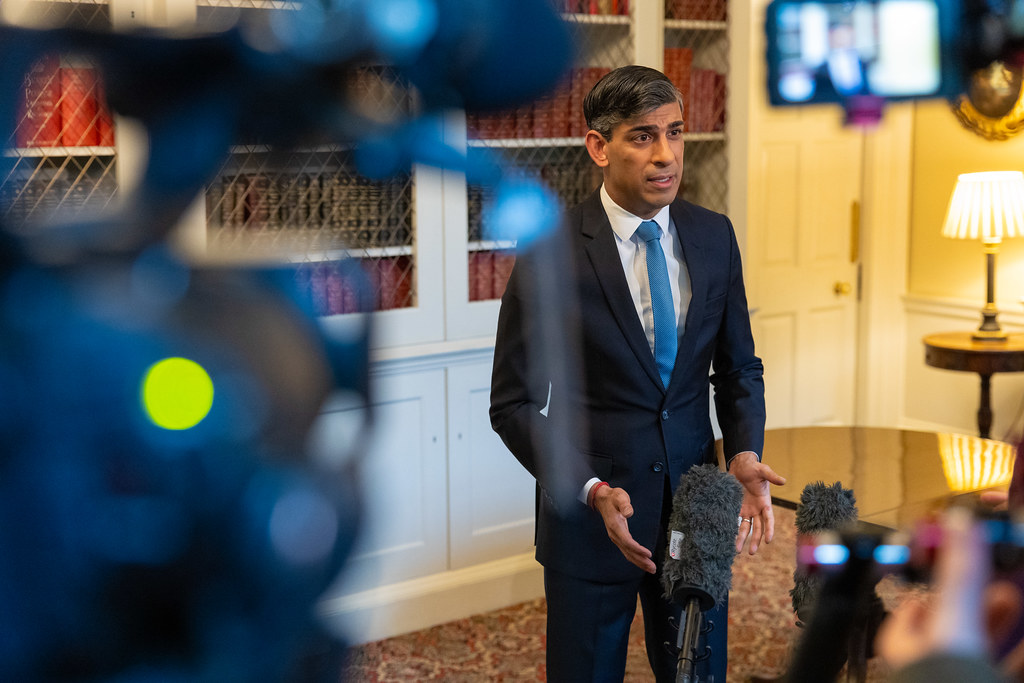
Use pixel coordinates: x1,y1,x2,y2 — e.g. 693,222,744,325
600,184,690,346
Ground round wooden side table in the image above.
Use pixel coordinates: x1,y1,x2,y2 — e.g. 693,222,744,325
923,331,1024,438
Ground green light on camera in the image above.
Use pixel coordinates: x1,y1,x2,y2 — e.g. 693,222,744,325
141,357,214,430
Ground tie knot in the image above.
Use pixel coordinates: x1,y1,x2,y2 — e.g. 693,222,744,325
636,220,661,244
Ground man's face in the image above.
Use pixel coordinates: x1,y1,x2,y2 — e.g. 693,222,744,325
586,101,685,220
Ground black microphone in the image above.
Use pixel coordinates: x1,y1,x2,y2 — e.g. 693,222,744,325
661,463,743,683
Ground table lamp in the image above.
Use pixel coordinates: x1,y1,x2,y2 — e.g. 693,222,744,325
942,170,1024,341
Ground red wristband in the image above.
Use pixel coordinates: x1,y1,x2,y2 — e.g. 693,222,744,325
589,481,610,509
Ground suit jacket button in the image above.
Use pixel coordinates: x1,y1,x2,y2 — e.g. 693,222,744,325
652,462,664,473
661,410,669,420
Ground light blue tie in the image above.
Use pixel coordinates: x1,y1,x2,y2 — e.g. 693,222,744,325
636,220,676,389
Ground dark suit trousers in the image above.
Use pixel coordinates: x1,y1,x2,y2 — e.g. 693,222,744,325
543,477,729,682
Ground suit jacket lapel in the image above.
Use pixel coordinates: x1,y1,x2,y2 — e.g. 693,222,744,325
667,199,707,391
578,193,664,391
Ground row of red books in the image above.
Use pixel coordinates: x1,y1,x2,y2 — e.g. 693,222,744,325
665,47,726,132
469,250,516,302
305,256,413,315
687,69,726,132
565,0,722,19
666,0,726,21
562,0,629,14
14,55,115,148
468,67,610,140
468,54,725,140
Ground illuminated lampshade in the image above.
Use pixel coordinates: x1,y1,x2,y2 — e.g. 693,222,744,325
941,171,1024,341
936,431,1015,493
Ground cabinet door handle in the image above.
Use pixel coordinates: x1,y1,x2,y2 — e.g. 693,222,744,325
833,281,853,296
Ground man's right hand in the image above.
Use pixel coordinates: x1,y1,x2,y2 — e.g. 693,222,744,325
592,485,656,574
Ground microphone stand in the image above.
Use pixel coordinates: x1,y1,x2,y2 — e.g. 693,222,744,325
672,586,714,683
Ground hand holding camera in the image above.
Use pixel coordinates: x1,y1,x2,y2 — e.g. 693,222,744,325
874,505,1024,681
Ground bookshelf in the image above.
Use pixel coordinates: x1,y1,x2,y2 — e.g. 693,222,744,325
666,0,730,214
456,8,627,321
0,1,119,228
1,0,733,349
197,58,421,324
459,0,731,315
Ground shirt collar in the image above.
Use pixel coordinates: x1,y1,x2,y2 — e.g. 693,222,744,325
599,184,672,242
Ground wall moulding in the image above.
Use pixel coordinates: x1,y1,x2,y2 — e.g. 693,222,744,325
903,292,1024,329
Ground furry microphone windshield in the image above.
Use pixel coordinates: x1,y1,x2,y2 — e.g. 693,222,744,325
661,463,744,607
791,480,858,624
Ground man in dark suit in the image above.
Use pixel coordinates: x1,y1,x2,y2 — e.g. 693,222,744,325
490,65,786,682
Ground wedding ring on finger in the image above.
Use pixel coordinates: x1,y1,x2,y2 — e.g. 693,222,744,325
737,516,753,527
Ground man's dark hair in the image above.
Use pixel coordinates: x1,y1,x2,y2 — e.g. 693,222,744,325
583,65,684,140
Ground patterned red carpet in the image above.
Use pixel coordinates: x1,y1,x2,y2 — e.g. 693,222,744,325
341,506,908,681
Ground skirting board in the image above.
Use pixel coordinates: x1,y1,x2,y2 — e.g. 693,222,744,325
318,551,545,646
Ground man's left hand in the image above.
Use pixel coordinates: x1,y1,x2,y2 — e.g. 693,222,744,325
729,451,786,555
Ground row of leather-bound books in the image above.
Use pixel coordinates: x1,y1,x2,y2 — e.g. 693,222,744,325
665,48,727,133
467,54,725,140
560,0,726,18
12,55,115,149
468,250,516,302
207,172,413,249
0,170,115,226
301,256,414,314
561,0,630,15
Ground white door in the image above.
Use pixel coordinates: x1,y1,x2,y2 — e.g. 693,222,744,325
747,104,864,428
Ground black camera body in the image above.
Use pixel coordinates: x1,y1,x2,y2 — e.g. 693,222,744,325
797,506,1024,583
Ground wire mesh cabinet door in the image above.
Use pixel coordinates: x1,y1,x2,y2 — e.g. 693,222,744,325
188,0,446,349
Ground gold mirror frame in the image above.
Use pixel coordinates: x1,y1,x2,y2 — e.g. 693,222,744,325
952,61,1024,141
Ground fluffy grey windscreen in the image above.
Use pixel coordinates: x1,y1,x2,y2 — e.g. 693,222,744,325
794,481,858,534
791,481,858,623
661,463,743,606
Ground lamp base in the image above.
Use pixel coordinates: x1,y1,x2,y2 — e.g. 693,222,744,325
972,329,1009,342
975,305,1007,342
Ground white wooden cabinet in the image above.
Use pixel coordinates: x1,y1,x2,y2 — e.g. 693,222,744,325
314,351,541,645
447,358,536,570
328,367,449,595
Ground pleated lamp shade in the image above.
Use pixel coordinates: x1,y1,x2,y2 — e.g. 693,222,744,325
942,171,1024,245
